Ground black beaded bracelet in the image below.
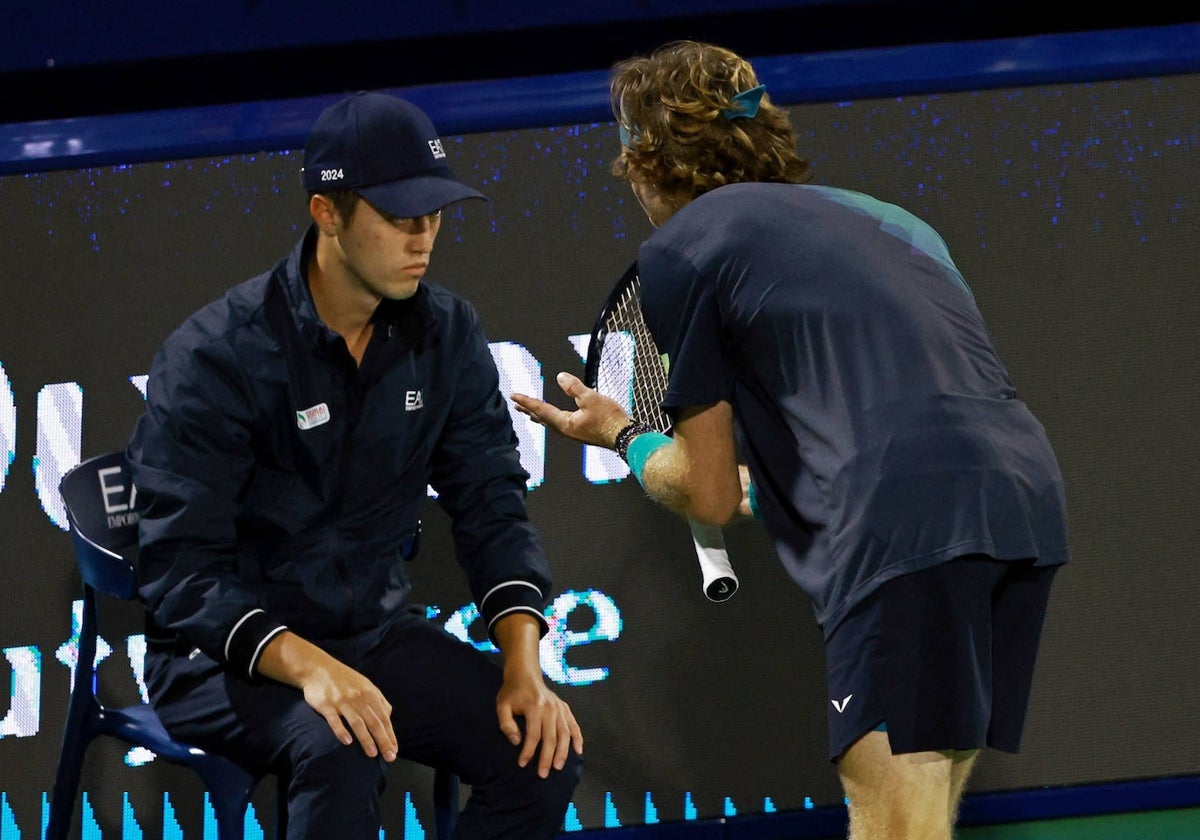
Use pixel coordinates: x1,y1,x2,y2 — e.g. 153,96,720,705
613,419,655,463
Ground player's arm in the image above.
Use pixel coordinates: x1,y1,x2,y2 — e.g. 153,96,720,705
512,371,741,525
634,400,742,525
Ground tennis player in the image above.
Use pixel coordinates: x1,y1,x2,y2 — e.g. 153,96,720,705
512,40,1069,840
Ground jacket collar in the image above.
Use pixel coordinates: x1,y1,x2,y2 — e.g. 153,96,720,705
277,225,438,354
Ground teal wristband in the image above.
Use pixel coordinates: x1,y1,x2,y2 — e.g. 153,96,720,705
625,432,672,487
747,478,763,519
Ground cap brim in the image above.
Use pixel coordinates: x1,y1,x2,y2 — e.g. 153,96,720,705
358,174,487,218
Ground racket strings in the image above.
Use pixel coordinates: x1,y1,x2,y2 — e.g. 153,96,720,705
599,279,672,434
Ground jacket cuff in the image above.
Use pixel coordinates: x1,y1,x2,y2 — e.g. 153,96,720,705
224,608,288,680
480,580,549,640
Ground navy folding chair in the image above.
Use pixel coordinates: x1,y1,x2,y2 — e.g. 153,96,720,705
48,449,461,839
47,449,286,839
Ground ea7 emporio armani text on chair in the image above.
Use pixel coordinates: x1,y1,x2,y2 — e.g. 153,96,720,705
49,449,460,840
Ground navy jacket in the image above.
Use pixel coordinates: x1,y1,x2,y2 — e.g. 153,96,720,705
128,227,551,679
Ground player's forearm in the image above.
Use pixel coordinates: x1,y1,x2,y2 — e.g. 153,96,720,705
632,440,739,526
638,442,703,519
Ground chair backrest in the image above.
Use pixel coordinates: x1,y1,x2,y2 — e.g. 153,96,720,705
59,450,141,599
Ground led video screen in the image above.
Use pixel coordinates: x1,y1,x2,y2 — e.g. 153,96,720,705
1,71,1198,836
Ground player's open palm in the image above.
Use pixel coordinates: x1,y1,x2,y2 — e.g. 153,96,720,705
512,371,629,449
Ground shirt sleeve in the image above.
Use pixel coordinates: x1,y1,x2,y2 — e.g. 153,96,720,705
426,301,552,639
638,242,737,415
128,333,288,680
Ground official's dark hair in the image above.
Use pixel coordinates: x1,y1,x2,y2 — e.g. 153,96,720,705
610,40,812,213
317,189,360,223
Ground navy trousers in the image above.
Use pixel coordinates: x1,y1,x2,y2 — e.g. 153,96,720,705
144,606,582,839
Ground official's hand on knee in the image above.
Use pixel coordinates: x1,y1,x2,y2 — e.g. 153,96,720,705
497,674,584,779
258,630,399,762
306,660,398,763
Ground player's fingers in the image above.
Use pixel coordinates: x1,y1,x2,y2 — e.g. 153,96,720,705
509,393,539,412
512,392,569,426
510,397,544,423
555,371,588,401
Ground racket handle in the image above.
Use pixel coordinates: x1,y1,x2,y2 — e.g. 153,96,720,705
689,520,739,602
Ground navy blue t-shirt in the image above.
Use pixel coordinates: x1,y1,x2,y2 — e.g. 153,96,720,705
637,182,1070,636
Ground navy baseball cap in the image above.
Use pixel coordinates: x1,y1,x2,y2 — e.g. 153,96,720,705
301,91,486,217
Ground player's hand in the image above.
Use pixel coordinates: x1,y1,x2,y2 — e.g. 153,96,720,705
257,631,398,762
496,668,584,779
511,371,630,449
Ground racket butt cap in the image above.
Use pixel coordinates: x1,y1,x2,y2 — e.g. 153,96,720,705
704,575,739,602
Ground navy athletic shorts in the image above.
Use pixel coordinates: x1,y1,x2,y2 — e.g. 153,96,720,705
823,554,1059,762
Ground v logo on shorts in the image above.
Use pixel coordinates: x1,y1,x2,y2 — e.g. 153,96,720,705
831,694,853,713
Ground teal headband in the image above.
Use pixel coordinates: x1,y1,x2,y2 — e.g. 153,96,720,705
722,84,767,120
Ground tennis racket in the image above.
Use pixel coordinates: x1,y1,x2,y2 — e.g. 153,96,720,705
582,260,739,602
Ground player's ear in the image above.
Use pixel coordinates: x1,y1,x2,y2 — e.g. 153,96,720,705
309,193,339,234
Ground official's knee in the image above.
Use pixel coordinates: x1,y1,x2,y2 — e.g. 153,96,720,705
539,748,583,812
294,739,387,791
456,745,582,839
288,739,388,836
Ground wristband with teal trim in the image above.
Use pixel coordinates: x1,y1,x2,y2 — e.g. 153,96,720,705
625,431,672,488
613,419,653,462
747,477,762,519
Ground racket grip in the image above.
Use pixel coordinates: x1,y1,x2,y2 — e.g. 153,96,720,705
689,520,739,602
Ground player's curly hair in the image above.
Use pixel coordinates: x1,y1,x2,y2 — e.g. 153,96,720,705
610,40,812,214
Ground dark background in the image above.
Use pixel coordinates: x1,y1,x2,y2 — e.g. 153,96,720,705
1,3,1198,838
2,1,1197,124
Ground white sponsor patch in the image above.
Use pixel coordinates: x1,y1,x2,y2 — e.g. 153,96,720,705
296,402,331,430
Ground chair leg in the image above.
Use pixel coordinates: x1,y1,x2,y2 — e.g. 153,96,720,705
45,700,99,840
45,741,87,840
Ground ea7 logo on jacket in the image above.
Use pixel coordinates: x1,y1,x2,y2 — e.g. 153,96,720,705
296,402,331,430
405,390,424,411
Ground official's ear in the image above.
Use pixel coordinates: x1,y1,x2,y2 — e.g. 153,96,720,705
309,193,339,234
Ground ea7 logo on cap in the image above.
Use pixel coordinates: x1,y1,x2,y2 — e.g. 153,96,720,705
297,402,331,430
427,139,446,160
